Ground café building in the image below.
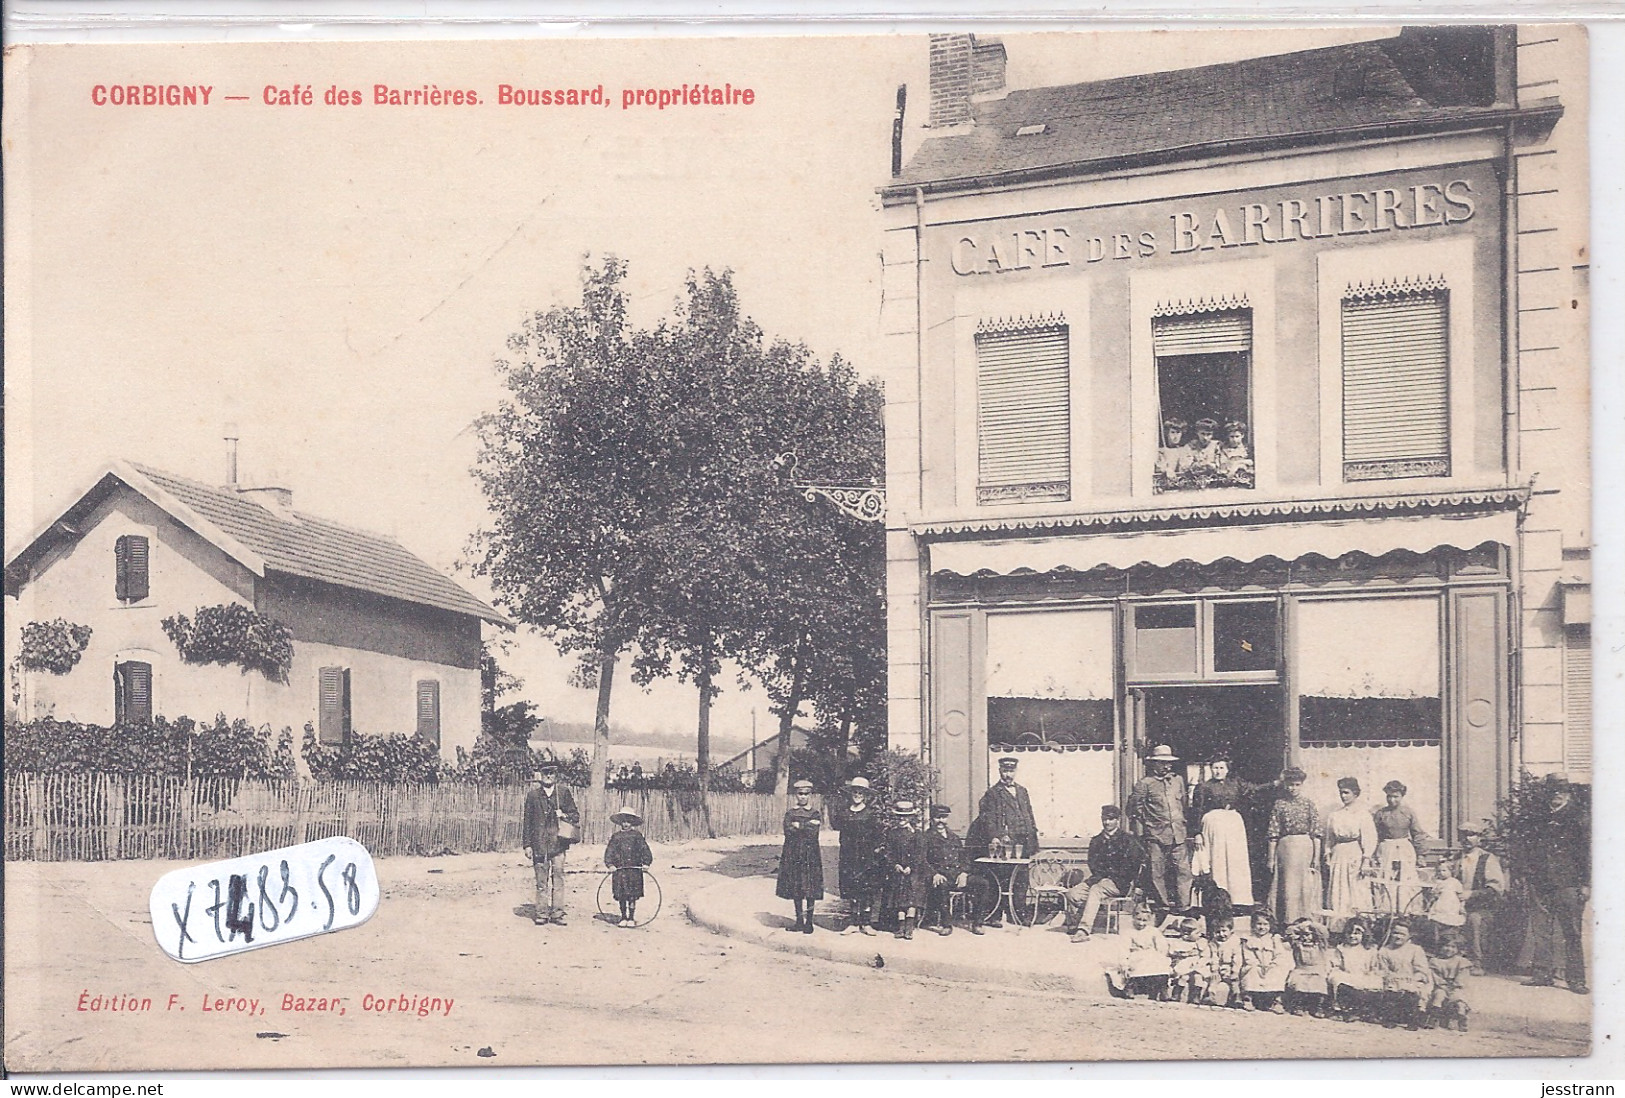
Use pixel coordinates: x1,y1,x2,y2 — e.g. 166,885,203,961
878,28,1590,845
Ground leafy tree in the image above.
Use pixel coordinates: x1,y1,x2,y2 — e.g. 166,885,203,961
464,642,541,782
730,349,886,794
472,257,681,817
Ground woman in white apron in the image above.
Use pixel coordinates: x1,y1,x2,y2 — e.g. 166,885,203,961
1190,756,1254,907
1371,780,1430,913
1323,777,1378,927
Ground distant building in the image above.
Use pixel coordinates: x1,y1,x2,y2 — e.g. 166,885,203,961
880,29,1589,843
5,460,506,761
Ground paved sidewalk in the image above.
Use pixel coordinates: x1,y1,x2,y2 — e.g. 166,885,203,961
685,872,1591,1045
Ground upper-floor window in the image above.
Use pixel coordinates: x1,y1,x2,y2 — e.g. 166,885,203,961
1152,306,1254,493
1341,280,1450,482
416,679,441,746
114,659,153,723
318,666,352,746
975,317,1070,505
114,534,150,602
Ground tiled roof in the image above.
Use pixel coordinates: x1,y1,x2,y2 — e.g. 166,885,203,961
891,32,1514,192
129,463,504,623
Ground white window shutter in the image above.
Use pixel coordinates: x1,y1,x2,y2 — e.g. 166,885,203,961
976,321,1069,504
1342,287,1450,481
1564,626,1592,782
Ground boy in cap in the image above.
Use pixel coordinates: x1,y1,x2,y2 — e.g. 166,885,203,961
605,808,653,927
775,779,824,934
522,756,581,926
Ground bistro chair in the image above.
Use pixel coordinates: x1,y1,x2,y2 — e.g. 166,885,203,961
1024,852,1073,926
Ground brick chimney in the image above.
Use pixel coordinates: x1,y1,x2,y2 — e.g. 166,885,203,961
928,33,1006,129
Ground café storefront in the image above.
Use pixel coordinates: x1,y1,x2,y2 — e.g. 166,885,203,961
878,31,1563,847
922,499,1521,846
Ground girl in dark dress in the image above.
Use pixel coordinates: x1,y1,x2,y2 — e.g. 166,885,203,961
834,776,885,935
776,779,824,934
885,801,931,940
605,809,654,927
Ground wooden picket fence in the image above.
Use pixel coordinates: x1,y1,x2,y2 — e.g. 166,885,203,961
3,772,786,862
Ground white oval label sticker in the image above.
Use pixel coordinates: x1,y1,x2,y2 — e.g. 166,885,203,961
149,836,380,963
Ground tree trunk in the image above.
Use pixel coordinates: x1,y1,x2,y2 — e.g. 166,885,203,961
696,655,714,840
772,633,811,797
589,648,617,822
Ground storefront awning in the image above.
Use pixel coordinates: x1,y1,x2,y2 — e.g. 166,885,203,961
927,510,1517,576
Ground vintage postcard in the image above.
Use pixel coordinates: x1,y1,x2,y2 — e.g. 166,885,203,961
1,26,1595,1071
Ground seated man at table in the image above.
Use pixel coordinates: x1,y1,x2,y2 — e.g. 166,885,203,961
924,804,996,936
1063,804,1148,944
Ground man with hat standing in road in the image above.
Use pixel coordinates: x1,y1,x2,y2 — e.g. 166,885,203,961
1456,819,1506,974
976,756,1040,858
1063,804,1148,942
1128,744,1192,913
522,755,580,926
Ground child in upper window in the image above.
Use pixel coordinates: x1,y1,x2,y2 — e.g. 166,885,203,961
1154,416,1189,492
1239,911,1292,1013
1218,420,1255,487
1176,416,1224,482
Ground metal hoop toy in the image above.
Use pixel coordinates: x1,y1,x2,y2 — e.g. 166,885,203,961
595,867,663,928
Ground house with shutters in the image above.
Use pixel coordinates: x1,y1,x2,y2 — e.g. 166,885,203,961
4,460,506,762
879,28,1591,844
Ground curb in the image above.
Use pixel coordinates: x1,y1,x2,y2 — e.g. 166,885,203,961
683,876,1592,1048
684,878,1111,1000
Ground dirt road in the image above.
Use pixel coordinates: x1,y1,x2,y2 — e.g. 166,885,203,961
2,840,1587,1071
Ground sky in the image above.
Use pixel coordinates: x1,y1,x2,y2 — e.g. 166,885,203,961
5,28,1393,751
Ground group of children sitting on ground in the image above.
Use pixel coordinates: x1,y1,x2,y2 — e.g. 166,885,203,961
1107,904,1472,1031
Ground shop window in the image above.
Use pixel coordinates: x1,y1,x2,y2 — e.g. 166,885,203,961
1295,596,1442,746
114,534,150,602
1564,625,1591,782
1211,601,1278,673
1132,603,1198,676
1152,307,1253,493
416,679,441,746
1341,283,1450,481
114,660,152,724
318,666,351,746
987,698,1114,748
975,318,1069,505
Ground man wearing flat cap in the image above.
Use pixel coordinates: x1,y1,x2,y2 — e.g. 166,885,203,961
924,804,990,935
976,756,1040,859
1128,744,1192,912
1454,820,1506,974
1063,804,1147,942
522,756,580,926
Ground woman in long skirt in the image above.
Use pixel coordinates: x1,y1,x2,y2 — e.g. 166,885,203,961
1372,780,1430,913
1191,756,1255,907
776,779,824,934
1267,767,1322,925
834,776,885,935
1323,777,1378,927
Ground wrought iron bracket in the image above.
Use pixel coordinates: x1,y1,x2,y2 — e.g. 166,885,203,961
772,452,886,522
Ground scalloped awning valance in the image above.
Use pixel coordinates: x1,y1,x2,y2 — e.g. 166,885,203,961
927,509,1516,576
